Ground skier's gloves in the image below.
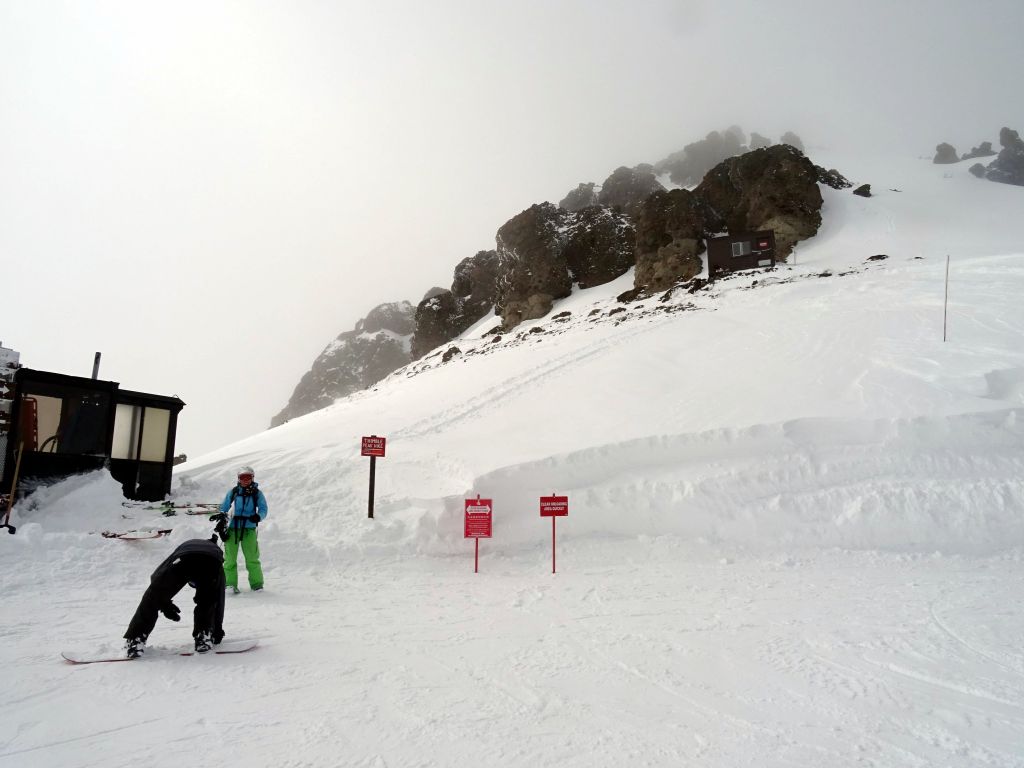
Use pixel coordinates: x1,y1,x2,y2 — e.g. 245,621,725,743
250,515,261,525
161,602,181,622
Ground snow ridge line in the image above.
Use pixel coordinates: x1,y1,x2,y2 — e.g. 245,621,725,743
390,303,686,443
444,409,1024,555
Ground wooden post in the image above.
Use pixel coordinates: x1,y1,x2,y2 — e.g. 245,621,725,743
367,454,376,519
943,255,950,342
474,537,479,573
552,516,557,574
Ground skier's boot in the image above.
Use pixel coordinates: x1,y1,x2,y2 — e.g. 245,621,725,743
125,637,146,659
231,586,240,595
194,631,213,653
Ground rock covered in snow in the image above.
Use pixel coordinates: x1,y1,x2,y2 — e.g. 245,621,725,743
558,182,599,212
597,165,665,218
562,206,636,289
697,144,824,261
632,189,707,291
985,126,1024,186
494,203,573,330
270,301,415,427
962,141,997,160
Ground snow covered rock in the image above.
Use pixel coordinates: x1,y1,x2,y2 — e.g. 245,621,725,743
632,189,707,291
270,301,415,426
985,126,1024,186
696,144,824,261
494,203,573,329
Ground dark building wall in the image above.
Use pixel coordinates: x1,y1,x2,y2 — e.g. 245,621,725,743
2,369,184,502
707,230,776,277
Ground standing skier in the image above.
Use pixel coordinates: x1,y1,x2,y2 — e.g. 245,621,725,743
124,535,226,657
220,465,268,594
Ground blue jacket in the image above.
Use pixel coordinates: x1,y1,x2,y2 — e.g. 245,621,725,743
220,482,268,530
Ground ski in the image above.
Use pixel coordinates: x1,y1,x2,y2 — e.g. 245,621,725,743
100,528,173,540
121,501,220,510
62,639,259,664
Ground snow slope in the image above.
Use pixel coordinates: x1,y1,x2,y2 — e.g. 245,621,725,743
1,151,1023,767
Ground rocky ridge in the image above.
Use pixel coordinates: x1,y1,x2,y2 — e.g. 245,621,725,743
273,127,867,427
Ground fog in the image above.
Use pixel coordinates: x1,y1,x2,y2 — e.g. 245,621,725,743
2,0,1020,456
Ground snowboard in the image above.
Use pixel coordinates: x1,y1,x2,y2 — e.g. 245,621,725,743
62,639,259,664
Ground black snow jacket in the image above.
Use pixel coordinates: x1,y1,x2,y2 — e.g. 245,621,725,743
148,538,226,639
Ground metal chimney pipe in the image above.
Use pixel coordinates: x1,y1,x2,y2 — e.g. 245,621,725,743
92,352,101,379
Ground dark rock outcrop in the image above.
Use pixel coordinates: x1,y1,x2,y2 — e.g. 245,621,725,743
411,251,499,359
411,291,462,359
597,166,665,218
969,162,987,178
271,301,415,426
852,184,872,197
494,203,572,329
452,250,499,316
962,141,996,160
654,129,746,186
985,127,1024,186
696,144,824,261
816,166,853,189
558,182,599,212
633,189,707,291
779,131,805,152
562,206,636,288
933,142,959,164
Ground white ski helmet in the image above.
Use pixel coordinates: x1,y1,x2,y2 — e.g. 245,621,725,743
237,465,255,479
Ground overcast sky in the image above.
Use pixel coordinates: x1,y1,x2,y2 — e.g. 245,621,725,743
2,0,1021,457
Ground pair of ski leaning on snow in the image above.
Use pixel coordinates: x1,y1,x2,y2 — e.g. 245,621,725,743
123,467,268,658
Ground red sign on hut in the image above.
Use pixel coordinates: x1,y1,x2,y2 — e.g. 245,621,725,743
361,435,386,457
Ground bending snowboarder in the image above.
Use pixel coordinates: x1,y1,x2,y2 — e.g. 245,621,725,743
123,535,226,658
218,465,268,594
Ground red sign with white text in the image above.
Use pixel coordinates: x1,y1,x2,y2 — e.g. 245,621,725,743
464,498,493,538
361,435,386,457
540,495,569,517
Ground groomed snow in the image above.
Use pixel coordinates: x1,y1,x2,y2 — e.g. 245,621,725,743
2,151,1023,767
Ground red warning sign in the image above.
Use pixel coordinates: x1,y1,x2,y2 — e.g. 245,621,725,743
540,495,568,517
464,498,493,538
361,435,386,457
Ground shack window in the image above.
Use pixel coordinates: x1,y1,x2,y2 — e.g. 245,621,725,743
112,404,142,460
140,407,170,462
24,391,107,455
112,404,170,462
732,241,752,257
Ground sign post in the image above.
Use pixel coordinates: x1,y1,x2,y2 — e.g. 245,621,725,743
361,435,386,519
539,493,568,573
464,495,493,573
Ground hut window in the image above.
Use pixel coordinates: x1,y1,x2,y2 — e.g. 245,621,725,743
113,404,170,462
112,404,142,460
731,241,752,257
140,408,170,462
25,391,106,455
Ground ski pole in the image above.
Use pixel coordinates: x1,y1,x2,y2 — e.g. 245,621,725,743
2,442,24,534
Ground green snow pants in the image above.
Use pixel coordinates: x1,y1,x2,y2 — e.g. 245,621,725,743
224,527,264,589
